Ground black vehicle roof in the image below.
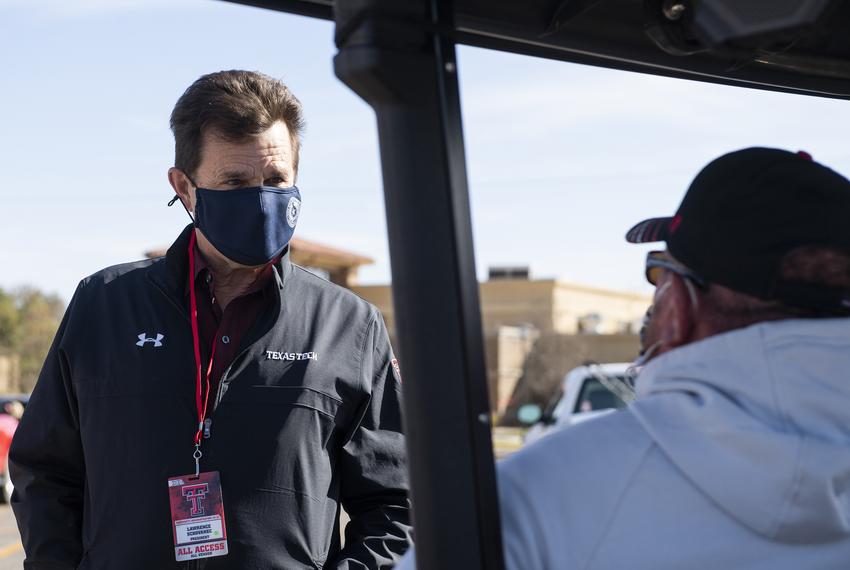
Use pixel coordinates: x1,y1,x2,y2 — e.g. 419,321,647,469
225,0,850,99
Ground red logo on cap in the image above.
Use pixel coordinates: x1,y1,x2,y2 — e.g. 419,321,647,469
797,150,813,161
670,215,683,234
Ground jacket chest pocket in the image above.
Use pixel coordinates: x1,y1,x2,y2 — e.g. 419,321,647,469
211,385,343,500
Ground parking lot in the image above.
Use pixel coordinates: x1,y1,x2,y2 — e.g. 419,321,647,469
0,505,23,569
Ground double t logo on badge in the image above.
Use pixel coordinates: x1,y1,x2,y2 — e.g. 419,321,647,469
182,483,209,517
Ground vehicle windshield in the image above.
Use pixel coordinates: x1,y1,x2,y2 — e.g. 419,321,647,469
539,386,565,421
573,377,627,413
545,375,626,421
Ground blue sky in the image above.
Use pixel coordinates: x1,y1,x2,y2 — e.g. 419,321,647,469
4,0,850,303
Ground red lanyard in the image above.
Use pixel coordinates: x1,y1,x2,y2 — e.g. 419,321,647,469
188,232,217,476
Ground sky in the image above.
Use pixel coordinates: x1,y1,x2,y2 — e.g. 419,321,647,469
3,0,850,304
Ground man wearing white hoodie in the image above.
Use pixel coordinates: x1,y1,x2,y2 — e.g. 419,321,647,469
396,147,850,569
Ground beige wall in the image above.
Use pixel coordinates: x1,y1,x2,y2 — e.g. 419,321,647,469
479,280,557,335
353,279,650,338
494,326,539,414
552,281,651,334
355,281,560,336
353,279,651,418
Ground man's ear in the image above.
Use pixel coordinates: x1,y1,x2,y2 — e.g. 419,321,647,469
656,273,697,351
167,168,195,213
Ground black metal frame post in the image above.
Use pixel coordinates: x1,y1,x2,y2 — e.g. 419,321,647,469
334,1,504,568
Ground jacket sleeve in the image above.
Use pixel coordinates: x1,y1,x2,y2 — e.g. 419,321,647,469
330,310,412,569
10,286,85,569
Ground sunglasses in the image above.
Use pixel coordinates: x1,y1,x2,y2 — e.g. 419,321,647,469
645,251,706,289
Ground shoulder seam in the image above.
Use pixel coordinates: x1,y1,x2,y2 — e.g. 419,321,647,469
81,258,158,286
357,309,380,391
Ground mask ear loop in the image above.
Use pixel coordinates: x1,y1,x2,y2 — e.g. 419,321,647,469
168,195,195,223
167,171,198,223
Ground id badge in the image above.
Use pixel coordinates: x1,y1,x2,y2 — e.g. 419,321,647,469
167,471,228,562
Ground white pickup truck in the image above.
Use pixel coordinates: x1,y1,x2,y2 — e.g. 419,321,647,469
519,362,633,445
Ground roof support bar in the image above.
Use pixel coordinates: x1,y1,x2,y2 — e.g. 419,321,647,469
334,1,504,568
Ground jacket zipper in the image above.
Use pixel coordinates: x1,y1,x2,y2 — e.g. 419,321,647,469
208,287,282,419
150,271,280,570
202,353,245,441
149,274,271,439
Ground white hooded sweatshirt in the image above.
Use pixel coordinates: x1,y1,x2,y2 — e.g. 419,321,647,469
396,318,850,569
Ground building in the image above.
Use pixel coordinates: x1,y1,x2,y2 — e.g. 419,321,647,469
353,269,649,338
353,268,651,416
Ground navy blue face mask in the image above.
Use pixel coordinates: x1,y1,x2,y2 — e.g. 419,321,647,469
170,182,302,266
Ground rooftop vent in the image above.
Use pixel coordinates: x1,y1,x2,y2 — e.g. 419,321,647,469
488,266,530,281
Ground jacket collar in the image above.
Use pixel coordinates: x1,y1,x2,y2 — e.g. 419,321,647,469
147,224,293,305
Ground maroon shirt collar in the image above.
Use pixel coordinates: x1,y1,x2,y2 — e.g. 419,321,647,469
185,238,280,301
185,237,281,397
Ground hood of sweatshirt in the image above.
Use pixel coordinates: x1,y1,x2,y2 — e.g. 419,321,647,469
632,318,850,544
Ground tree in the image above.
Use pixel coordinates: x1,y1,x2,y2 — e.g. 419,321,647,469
0,286,66,393
15,287,65,392
0,290,20,349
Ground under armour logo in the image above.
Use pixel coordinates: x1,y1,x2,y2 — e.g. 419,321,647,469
136,333,164,348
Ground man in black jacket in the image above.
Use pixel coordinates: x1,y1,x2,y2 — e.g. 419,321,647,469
10,70,411,569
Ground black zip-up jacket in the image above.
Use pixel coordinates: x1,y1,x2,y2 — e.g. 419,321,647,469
10,226,411,569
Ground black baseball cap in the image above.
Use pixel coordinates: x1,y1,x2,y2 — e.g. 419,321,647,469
626,147,850,311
